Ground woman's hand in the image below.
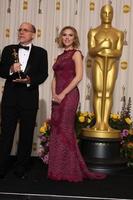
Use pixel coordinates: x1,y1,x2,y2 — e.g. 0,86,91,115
52,92,66,104
56,92,66,103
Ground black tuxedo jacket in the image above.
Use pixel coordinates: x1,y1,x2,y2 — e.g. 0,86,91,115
0,44,48,110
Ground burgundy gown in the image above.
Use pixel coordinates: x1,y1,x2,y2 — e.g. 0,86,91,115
48,49,106,182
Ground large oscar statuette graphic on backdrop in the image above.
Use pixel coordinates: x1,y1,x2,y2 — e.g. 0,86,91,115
81,4,126,173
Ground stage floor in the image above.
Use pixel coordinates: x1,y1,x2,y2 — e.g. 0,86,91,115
0,157,132,200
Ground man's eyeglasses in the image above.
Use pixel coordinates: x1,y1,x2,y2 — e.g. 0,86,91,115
18,28,34,33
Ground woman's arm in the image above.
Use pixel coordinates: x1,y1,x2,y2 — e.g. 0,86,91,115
51,74,57,97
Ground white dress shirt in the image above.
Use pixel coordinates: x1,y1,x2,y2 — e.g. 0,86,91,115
18,43,32,72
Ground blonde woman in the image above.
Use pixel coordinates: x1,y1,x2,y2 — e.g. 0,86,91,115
48,26,106,182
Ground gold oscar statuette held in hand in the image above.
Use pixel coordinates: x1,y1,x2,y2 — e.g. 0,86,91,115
12,48,21,79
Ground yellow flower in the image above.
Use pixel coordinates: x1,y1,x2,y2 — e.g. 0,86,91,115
110,113,120,120
87,118,91,123
117,114,120,119
79,116,85,122
125,117,132,125
39,122,48,134
39,126,45,133
83,112,88,117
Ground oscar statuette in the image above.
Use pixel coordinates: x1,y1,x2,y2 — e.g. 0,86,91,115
80,4,126,173
12,48,27,79
12,48,22,79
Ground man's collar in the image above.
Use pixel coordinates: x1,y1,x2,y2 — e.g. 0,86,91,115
18,43,32,50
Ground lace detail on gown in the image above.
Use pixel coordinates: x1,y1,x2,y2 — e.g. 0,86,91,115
48,50,106,182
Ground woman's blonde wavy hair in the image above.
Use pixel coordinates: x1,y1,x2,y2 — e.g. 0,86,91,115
56,26,80,48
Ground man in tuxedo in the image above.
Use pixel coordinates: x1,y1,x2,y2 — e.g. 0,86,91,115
0,22,48,178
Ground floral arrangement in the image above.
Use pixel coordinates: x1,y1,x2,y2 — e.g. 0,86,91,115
75,97,133,166
38,120,51,164
38,97,133,166
75,111,95,137
120,129,133,167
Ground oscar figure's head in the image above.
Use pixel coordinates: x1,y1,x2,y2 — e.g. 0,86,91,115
101,4,113,25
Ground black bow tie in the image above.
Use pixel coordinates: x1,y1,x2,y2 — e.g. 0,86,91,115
18,44,29,50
